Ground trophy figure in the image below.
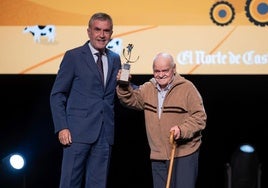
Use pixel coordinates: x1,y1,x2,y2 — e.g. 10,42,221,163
118,44,139,85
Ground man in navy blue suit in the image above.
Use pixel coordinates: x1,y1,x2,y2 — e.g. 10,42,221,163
50,12,121,188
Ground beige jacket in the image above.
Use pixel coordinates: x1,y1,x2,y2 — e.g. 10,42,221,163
116,74,207,160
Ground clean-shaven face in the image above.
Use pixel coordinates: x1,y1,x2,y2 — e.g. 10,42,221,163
153,55,175,89
87,19,113,51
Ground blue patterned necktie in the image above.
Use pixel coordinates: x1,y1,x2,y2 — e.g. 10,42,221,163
95,52,104,84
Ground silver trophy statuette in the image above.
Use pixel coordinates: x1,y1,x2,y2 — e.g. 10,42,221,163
119,44,139,85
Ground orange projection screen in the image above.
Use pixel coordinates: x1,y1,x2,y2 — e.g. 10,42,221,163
0,0,267,74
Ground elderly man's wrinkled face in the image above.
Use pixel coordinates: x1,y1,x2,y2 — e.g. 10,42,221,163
153,56,175,89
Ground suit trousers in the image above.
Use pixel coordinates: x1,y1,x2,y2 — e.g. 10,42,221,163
59,126,112,188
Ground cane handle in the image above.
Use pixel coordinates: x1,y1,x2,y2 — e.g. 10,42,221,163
169,130,175,145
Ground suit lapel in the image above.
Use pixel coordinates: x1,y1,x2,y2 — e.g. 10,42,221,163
105,50,115,86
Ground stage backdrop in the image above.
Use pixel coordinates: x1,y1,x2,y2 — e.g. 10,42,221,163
0,0,267,74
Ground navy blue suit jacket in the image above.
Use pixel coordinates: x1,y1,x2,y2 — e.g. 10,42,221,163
50,41,121,145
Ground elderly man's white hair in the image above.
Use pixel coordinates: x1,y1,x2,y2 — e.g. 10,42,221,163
152,52,176,69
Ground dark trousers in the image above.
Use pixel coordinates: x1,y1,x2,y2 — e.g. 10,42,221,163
151,150,199,188
59,127,112,188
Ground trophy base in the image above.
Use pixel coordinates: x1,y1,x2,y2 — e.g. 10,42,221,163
118,79,129,86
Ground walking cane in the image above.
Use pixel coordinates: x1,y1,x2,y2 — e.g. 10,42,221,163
166,130,177,188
